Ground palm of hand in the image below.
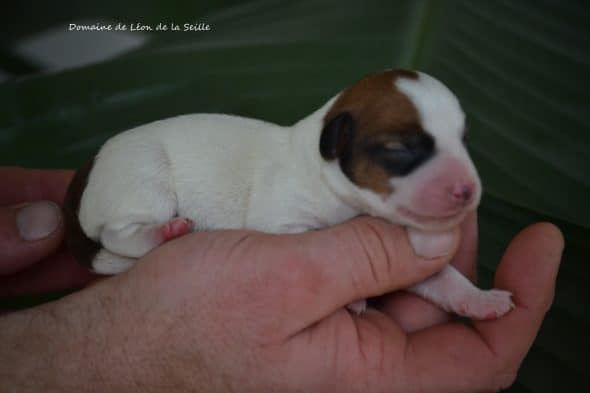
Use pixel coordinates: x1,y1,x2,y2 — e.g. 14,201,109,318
102,217,559,393
0,167,562,393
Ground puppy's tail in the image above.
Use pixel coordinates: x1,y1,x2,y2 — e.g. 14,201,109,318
63,159,102,270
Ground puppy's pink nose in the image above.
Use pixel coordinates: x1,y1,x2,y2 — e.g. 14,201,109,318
450,183,474,205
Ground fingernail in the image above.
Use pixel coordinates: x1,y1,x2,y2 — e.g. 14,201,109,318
407,228,458,259
16,201,62,241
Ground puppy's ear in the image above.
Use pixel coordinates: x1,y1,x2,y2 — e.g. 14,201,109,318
319,112,355,160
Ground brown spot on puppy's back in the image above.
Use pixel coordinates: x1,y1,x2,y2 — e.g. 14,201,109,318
63,159,101,268
322,69,423,194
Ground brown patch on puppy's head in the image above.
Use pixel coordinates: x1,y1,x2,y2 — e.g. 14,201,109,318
320,69,434,194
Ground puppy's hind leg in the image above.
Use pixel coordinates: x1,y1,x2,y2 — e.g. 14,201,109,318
92,249,138,275
100,217,194,259
84,140,195,272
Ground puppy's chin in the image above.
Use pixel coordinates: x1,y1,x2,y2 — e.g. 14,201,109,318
393,205,472,232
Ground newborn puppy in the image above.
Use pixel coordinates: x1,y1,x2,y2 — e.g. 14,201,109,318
64,69,513,319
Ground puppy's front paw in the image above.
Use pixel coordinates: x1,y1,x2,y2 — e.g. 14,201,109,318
453,289,514,320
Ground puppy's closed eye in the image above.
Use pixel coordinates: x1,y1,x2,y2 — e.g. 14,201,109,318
367,132,434,176
382,141,406,151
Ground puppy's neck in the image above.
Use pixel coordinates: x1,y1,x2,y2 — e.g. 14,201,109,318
285,95,365,226
289,96,337,172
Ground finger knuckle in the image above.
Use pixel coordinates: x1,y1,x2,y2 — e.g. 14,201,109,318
349,218,400,289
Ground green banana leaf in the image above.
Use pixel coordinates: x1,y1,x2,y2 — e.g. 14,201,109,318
1,1,588,391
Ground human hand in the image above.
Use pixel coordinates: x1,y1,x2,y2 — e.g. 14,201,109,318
0,165,474,319
0,167,96,299
18,216,561,393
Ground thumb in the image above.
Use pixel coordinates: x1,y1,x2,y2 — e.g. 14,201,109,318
277,216,460,335
0,201,64,275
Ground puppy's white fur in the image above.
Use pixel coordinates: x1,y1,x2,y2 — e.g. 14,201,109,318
79,71,513,319
80,98,359,238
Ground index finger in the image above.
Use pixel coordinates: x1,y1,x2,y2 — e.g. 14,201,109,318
0,167,74,205
398,223,563,393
